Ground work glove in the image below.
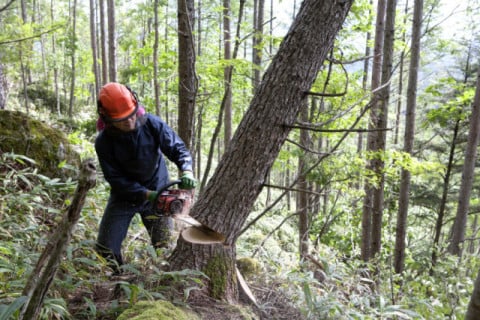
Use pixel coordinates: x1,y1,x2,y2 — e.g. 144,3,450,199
147,191,158,204
180,171,197,189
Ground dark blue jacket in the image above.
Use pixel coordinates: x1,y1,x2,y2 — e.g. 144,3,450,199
95,113,193,204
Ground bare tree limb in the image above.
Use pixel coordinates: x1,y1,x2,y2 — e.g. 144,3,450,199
20,159,96,320
0,26,63,45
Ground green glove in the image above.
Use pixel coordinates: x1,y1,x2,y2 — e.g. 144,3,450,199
147,191,158,204
180,171,197,189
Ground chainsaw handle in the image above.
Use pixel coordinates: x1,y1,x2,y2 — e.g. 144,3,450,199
151,179,182,206
156,179,182,194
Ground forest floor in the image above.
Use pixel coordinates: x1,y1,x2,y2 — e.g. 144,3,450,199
67,269,304,320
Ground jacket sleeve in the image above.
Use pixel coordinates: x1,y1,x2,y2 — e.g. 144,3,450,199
150,115,193,173
95,135,148,203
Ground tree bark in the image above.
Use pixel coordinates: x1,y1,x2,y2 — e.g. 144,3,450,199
19,159,96,320
362,0,386,261
370,0,397,257
0,64,7,109
223,0,232,147
298,102,309,258
68,0,77,118
252,0,264,88
99,0,108,84
177,0,197,151
448,66,480,256
107,0,116,82
431,119,459,269
169,0,353,302
153,0,160,115
394,0,423,274
466,267,480,319
393,0,409,145
89,0,100,98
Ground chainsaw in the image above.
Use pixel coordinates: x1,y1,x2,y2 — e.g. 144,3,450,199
152,179,192,217
150,180,225,244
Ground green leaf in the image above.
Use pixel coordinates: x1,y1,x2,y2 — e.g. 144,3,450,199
0,296,27,319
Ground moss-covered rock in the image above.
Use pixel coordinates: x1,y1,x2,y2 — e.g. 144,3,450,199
117,300,200,320
0,110,80,178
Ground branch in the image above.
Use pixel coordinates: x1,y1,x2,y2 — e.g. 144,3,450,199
327,54,376,65
286,124,392,133
285,138,331,155
0,0,15,13
239,96,375,236
200,0,246,191
305,54,350,98
263,183,325,196
0,26,63,45
304,90,346,97
251,211,300,258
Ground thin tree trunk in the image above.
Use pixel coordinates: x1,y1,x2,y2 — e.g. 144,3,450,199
394,0,409,145
99,0,108,84
50,0,60,114
223,0,232,147
200,0,246,192
394,0,423,275
178,0,197,151
89,0,100,99
68,0,77,118
358,0,373,154
370,0,397,257
362,0,386,261
298,102,309,258
252,0,264,88
448,66,480,256
431,119,459,269
0,64,7,110
153,0,160,115
107,0,116,82
19,160,96,320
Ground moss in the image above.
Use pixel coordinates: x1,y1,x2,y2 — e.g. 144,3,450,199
0,110,80,178
236,257,260,279
203,255,228,300
117,301,199,320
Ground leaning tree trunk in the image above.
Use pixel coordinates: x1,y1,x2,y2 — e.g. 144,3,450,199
169,0,353,302
19,159,96,320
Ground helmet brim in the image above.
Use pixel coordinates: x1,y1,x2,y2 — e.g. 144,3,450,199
108,104,139,122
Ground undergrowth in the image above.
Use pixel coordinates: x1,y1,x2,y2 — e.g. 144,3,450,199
0,145,477,319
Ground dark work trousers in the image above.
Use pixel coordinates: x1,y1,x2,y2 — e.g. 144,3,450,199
96,195,173,272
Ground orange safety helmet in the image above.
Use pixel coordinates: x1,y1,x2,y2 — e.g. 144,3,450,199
97,82,138,122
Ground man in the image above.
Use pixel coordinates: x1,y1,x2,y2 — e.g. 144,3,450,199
94,82,196,273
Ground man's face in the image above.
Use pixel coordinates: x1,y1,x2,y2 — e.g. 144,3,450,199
112,114,137,132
